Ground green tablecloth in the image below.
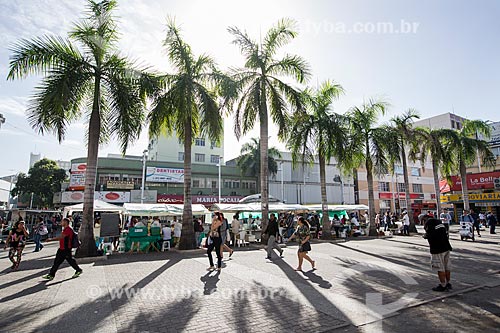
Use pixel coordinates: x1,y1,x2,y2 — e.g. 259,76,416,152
126,235,162,252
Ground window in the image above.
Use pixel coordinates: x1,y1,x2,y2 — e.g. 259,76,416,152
249,182,256,189
193,180,200,187
178,152,184,161
195,153,205,162
211,155,220,164
399,200,407,209
394,165,404,175
414,200,423,205
195,138,205,146
224,180,231,188
211,180,217,189
411,167,420,177
192,178,205,188
232,181,240,188
451,120,455,129
412,183,423,193
380,200,391,209
456,122,461,130
397,182,406,193
378,182,390,192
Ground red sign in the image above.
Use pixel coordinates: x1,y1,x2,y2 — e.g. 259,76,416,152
379,192,424,199
156,195,243,206
442,171,500,192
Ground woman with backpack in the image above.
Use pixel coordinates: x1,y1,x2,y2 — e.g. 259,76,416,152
42,218,82,280
207,212,223,271
4,219,29,270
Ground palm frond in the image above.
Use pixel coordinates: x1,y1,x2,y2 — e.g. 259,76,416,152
263,18,298,58
267,54,310,83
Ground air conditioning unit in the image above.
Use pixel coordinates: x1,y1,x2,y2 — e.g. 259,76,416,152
494,178,500,190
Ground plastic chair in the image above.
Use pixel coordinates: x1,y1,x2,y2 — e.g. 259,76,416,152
161,239,171,252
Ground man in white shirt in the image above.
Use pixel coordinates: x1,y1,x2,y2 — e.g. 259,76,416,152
231,214,241,246
173,219,182,246
161,223,172,250
151,217,161,227
402,211,410,235
440,209,452,235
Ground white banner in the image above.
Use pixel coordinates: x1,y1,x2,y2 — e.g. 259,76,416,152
62,191,84,203
130,190,157,203
95,191,130,203
146,167,184,183
71,163,87,172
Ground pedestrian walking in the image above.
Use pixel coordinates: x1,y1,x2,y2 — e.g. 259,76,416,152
42,218,82,280
487,212,497,234
288,217,315,271
332,214,342,238
219,213,234,258
33,217,47,252
207,212,223,271
5,220,29,270
423,215,452,291
402,211,410,235
264,213,283,259
439,208,452,236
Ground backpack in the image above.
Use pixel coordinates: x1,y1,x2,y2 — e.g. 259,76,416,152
70,227,81,249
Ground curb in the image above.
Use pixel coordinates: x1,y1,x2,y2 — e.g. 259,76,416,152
76,255,108,264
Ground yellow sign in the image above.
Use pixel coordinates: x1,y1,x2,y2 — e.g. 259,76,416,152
441,192,500,203
106,180,135,190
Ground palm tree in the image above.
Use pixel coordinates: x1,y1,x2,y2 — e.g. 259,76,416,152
237,137,282,192
229,18,310,235
410,127,455,215
7,0,151,257
148,20,229,250
287,81,345,239
444,120,495,211
390,109,420,232
342,100,400,236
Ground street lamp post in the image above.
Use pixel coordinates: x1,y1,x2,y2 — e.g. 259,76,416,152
141,149,148,204
279,161,284,203
218,156,223,203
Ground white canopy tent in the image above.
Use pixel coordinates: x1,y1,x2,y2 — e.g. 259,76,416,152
123,203,210,218
304,204,369,211
211,202,308,213
63,199,125,217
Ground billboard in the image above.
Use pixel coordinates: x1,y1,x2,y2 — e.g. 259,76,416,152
95,191,130,203
156,195,243,206
69,163,86,190
62,191,85,203
146,167,184,183
441,171,500,192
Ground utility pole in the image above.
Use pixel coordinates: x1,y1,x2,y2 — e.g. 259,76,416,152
141,149,148,204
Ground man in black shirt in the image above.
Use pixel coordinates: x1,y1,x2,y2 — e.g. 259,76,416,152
423,217,453,292
264,213,283,260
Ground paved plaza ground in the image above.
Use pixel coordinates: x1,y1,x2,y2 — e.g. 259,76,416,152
0,226,499,333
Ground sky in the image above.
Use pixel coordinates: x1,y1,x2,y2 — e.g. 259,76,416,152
1,0,499,176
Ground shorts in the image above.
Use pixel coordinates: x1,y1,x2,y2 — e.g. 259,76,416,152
431,251,451,272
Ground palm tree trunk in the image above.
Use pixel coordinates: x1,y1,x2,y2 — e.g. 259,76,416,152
401,146,416,232
366,145,377,236
460,159,470,211
179,118,195,250
319,154,331,239
260,80,269,245
76,76,100,258
432,157,442,216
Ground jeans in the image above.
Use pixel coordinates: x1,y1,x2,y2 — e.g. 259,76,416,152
474,223,481,235
49,249,81,277
403,225,409,235
266,235,283,258
195,232,201,247
33,234,44,251
491,224,496,234
207,237,222,268
333,226,341,238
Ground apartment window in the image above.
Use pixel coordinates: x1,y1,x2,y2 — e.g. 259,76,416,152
195,153,205,162
211,155,220,164
211,180,217,189
456,122,461,130
399,200,407,209
397,182,406,193
195,138,205,146
412,183,423,193
411,167,421,177
193,179,200,187
380,200,391,209
224,180,231,188
249,182,256,189
232,181,240,188
178,152,184,161
451,120,455,129
378,182,390,192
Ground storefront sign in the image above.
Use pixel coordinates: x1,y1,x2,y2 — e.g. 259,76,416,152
130,190,157,203
441,171,500,192
69,163,86,190
95,191,130,203
71,163,87,172
156,194,243,206
62,191,84,203
379,192,424,199
146,167,184,183
107,180,134,190
441,192,500,203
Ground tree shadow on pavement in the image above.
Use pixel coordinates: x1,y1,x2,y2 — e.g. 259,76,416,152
0,278,71,303
0,304,53,332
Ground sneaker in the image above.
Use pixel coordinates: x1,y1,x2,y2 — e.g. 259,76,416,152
446,283,452,290
266,256,272,260
42,274,54,280
432,284,447,292
216,267,222,271
280,253,284,258
207,266,215,271
72,270,82,279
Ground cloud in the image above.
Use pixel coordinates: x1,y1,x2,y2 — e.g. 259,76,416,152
0,96,29,117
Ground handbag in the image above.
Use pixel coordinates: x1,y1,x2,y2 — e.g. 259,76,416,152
300,241,311,252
